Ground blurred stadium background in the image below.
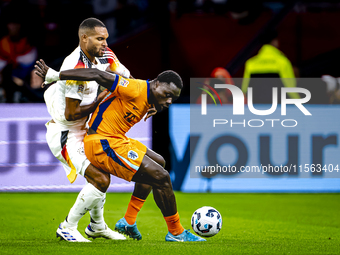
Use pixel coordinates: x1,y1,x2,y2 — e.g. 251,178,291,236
0,0,340,193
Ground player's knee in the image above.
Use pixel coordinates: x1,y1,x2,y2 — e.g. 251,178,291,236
153,154,165,168
147,150,166,168
85,166,110,193
153,167,171,188
95,172,110,192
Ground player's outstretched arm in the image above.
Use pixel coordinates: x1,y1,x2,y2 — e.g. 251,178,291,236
35,59,118,90
59,68,117,89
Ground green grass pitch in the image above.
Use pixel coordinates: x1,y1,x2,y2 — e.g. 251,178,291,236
0,192,339,255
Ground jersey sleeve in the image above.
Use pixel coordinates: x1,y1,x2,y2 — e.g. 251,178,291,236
64,80,87,101
105,47,130,78
61,57,88,101
109,75,139,100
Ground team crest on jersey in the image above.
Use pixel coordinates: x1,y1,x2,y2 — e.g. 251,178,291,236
128,150,138,160
77,84,84,93
78,147,85,155
119,78,129,87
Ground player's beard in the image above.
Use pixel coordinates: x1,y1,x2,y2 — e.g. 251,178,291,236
154,101,166,112
88,47,104,58
149,93,162,112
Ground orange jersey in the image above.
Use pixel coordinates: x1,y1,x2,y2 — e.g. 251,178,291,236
88,76,151,136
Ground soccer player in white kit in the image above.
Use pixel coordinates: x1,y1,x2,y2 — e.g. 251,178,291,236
43,18,130,242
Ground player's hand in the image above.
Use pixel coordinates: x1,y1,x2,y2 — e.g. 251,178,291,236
34,59,49,88
92,90,109,111
145,105,157,121
34,59,60,88
34,59,49,79
96,89,109,103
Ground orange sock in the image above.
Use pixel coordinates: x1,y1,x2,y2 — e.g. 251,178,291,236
164,212,185,236
124,195,145,225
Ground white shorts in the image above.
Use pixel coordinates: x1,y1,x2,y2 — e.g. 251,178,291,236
45,120,90,183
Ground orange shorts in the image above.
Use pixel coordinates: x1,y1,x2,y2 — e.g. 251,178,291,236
84,133,147,182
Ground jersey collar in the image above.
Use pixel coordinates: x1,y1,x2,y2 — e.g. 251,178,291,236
80,48,94,68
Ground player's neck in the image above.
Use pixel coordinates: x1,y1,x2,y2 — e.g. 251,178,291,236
148,79,157,104
80,47,96,64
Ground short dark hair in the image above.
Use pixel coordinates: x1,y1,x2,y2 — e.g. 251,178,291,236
157,70,183,89
79,17,106,31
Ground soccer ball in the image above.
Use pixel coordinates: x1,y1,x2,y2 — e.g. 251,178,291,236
191,206,222,237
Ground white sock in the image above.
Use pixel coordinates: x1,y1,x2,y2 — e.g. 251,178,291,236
63,183,105,228
89,193,106,230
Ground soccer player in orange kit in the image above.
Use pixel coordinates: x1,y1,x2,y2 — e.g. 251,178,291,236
35,60,206,242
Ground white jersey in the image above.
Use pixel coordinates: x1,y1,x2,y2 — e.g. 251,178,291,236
44,46,130,131
44,46,130,183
